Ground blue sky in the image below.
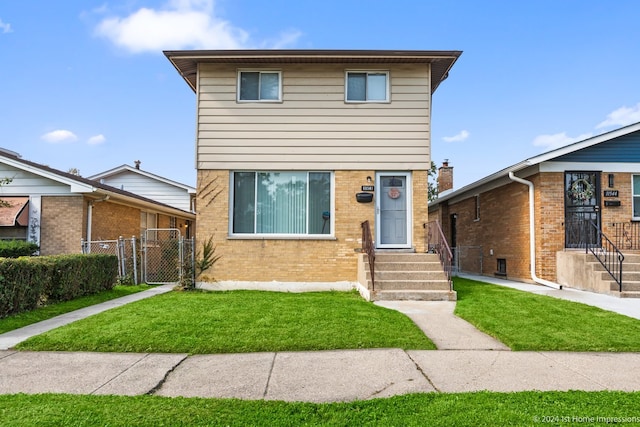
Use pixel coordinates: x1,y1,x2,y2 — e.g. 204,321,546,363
1,0,639,189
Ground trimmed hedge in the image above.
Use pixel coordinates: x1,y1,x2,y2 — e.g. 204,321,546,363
0,254,118,318
0,240,39,258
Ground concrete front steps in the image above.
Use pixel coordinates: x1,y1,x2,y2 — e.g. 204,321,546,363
601,253,640,298
359,252,456,301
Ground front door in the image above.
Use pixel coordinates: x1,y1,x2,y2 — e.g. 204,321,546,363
564,171,601,248
376,172,412,249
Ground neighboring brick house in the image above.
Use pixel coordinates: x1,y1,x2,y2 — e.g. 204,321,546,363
0,148,195,255
165,49,461,290
429,122,640,297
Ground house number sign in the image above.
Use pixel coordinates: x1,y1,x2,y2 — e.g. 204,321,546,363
604,190,619,197
361,185,374,191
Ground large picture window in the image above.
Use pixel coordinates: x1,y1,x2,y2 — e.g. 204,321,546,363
346,71,389,102
238,71,281,101
232,172,332,235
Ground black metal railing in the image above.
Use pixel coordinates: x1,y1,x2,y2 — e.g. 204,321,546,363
612,222,640,250
425,220,453,291
585,221,624,292
361,220,375,291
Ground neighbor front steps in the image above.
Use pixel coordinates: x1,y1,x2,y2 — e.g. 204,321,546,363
591,252,640,298
360,252,456,301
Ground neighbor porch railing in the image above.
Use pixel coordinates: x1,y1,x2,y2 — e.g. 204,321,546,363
612,222,640,250
361,220,375,291
585,221,624,292
425,220,453,291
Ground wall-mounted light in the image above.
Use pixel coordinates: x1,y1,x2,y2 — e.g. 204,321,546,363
608,174,614,188
366,176,372,183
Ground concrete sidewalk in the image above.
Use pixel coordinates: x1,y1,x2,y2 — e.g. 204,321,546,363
1,349,640,402
2,276,640,402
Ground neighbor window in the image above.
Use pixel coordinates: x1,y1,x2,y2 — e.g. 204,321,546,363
474,195,480,221
141,211,158,240
238,71,281,101
633,175,640,220
346,71,389,102
231,171,332,235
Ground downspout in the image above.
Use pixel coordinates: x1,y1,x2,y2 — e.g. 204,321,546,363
508,172,562,290
86,195,110,246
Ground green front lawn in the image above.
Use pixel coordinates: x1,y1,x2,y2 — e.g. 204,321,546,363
454,277,640,351
0,285,151,335
1,391,639,426
16,290,436,353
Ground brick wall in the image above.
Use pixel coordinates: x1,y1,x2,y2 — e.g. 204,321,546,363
40,196,84,255
91,201,141,240
196,169,428,282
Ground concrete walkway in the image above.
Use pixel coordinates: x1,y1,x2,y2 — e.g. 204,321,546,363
1,277,640,402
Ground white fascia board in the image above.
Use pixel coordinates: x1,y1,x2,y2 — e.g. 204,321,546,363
1,156,95,193
541,161,640,173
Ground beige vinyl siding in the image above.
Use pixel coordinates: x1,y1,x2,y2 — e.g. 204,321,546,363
196,63,431,171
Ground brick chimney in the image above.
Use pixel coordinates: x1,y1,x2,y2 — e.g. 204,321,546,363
437,160,453,193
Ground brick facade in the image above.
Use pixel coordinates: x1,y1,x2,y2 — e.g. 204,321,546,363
196,169,429,282
39,196,85,255
430,170,638,283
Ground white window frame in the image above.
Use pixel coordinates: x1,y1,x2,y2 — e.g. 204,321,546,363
237,70,282,102
632,175,640,220
229,171,335,238
345,70,390,103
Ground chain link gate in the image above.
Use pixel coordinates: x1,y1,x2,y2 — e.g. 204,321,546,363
141,228,195,285
82,237,140,284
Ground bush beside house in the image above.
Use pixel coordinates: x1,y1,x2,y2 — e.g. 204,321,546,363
0,254,118,318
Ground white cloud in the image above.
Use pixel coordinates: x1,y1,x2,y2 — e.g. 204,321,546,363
87,134,106,145
95,0,249,52
532,132,593,151
596,103,640,129
443,130,469,143
41,130,78,144
0,19,12,34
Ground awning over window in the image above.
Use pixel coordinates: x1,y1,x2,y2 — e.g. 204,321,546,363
0,197,29,227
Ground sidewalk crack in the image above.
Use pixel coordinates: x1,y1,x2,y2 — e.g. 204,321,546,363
262,353,277,399
406,351,441,393
146,355,189,395
91,353,153,395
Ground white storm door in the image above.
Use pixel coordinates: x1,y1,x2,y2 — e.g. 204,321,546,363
376,172,412,249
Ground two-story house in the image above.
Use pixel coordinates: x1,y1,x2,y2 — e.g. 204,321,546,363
165,49,461,299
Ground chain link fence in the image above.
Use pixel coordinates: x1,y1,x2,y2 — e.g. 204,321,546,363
453,245,483,275
82,229,194,285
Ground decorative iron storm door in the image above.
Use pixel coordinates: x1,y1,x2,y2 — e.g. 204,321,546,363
564,171,601,248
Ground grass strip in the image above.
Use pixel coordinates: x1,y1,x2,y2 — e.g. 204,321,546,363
454,277,640,351
16,290,436,353
1,391,639,426
0,285,151,335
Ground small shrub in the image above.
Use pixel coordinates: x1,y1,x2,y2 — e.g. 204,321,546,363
0,240,39,258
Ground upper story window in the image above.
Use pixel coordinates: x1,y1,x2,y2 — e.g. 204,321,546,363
238,71,281,102
345,71,389,102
